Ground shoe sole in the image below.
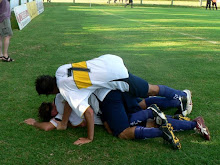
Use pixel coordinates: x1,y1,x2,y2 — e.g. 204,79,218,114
162,124,181,150
150,104,167,125
168,125,181,150
183,89,193,116
173,114,191,121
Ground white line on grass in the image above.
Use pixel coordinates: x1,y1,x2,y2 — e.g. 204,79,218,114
100,10,219,45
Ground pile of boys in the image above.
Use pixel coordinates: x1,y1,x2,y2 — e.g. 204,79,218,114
25,54,210,149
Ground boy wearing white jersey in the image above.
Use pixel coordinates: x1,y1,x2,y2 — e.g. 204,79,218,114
24,93,103,131
25,91,210,150
35,54,192,145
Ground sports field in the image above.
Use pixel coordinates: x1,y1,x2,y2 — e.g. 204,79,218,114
0,3,219,164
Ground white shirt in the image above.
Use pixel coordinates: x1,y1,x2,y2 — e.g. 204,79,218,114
50,94,103,127
56,54,129,117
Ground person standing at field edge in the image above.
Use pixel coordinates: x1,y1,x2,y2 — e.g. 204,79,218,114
206,0,212,10
0,0,14,62
124,0,133,8
212,0,217,10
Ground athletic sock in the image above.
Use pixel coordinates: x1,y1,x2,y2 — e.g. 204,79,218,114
167,118,197,131
145,97,180,110
135,126,163,139
129,109,154,126
158,85,186,100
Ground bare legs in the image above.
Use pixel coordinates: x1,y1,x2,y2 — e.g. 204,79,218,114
148,84,160,96
0,35,13,61
3,36,11,58
0,35,11,57
118,127,136,139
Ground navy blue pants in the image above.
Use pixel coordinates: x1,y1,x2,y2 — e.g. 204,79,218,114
100,73,149,136
100,90,130,136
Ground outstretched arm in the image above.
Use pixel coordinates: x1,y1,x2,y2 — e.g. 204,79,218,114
73,106,94,145
24,118,56,131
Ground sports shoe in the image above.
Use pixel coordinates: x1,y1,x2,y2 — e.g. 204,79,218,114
177,95,187,116
193,116,210,141
183,89,193,116
160,123,181,150
148,104,167,126
173,114,191,121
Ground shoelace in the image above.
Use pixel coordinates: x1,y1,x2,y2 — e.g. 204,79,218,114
198,123,208,135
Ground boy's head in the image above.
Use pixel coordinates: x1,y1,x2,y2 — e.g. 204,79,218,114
38,102,58,122
35,75,57,95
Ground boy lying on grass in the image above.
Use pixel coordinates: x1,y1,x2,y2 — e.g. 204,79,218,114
24,92,210,149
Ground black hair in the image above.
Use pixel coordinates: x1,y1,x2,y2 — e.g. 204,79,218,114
35,75,56,95
38,102,53,122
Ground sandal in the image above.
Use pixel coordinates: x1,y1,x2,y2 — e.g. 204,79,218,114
0,54,3,60
2,56,14,62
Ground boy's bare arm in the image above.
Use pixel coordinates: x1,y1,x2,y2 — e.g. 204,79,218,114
24,118,56,131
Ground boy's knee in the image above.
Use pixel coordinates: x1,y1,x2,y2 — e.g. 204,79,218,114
148,84,159,96
118,127,136,140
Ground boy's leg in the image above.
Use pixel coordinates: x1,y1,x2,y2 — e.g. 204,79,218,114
126,73,192,116
99,90,130,137
129,109,154,126
144,97,180,110
119,125,181,150
133,110,181,150
167,117,196,131
143,94,192,116
129,104,168,126
157,85,186,99
157,85,192,116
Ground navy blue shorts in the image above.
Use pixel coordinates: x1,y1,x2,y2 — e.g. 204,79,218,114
100,73,149,136
122,92,142,114
100,90,130,137
122,73,149,98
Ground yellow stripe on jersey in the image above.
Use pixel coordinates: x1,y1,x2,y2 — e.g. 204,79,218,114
72,61,92,89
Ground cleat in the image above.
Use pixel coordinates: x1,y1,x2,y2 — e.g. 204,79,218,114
173,114,191,121
177,95,187,116
193,116,210,141
177,90,192,116
148,104,167,126
160,123,181,150
183,89,193,116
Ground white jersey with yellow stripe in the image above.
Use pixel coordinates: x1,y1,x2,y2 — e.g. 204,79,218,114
56,54,129,117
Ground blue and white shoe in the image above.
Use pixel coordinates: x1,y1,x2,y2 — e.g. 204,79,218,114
183,89,193,116
177,90,192,116
148,104,167,126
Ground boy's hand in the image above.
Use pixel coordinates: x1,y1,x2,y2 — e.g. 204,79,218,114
73,137,93,145
24,118,36,126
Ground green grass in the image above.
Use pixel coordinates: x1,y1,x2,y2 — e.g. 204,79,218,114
0,3,220,164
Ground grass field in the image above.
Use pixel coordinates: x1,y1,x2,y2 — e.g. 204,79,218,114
0,3,220,164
